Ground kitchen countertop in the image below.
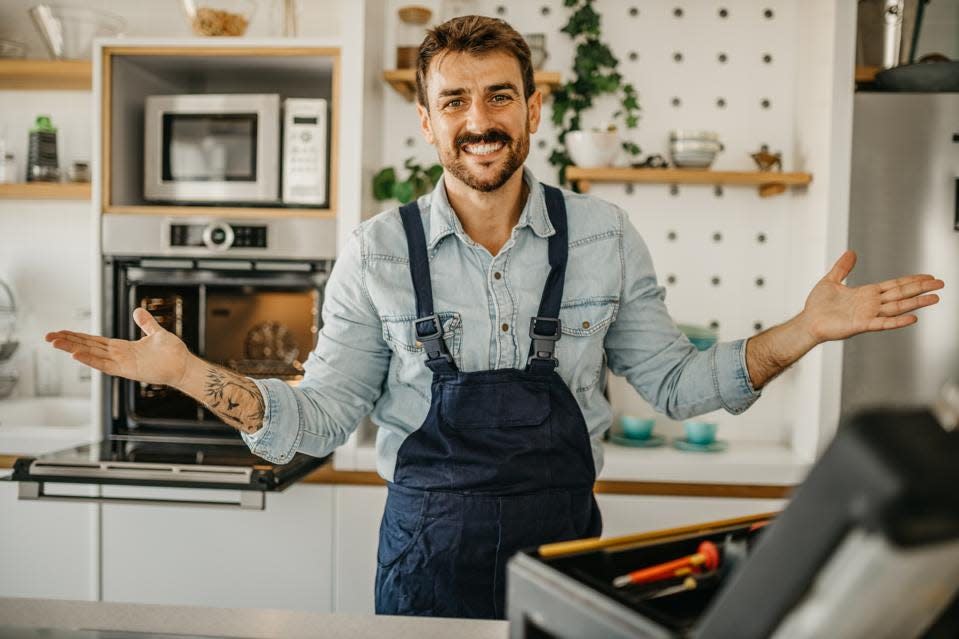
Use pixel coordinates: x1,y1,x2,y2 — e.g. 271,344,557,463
0,598,508,639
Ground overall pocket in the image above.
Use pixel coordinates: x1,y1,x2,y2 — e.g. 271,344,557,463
376,486,429,568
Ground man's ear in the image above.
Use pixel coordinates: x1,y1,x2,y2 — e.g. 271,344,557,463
527,89,543,135
417,102,435,145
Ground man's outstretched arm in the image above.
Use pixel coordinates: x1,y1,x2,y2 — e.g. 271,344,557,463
744,250,943,390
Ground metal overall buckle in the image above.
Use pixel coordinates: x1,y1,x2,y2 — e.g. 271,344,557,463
413,314,454,365
527,316,561,367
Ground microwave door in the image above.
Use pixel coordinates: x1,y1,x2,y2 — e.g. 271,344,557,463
5,440,329,510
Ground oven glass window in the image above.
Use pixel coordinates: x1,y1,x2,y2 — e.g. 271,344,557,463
161,113,258,182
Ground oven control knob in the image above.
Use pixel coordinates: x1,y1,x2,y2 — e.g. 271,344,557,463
202,222,234,251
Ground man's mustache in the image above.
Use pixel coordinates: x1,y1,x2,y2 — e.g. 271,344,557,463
455,130,512,148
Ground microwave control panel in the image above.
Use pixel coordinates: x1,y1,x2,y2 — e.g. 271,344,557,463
282,98,328,206
170,222,267,250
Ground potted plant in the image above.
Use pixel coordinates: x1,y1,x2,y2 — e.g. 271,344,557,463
372,157,444,204
549,0,642,186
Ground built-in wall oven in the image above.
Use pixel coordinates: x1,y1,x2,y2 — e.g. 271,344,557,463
9,215,336,509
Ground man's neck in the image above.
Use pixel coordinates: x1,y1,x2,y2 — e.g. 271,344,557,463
444,169,529,256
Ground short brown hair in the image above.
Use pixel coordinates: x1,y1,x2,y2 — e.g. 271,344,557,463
416,15,535,109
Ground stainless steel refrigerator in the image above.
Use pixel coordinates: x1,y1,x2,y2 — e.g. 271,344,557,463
841,93,959,415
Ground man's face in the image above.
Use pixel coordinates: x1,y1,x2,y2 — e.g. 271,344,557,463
417,50,542,193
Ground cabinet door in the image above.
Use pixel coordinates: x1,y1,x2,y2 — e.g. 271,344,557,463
0,481,98,600
596,493,786,538
100,484,334,612
332,485,386,613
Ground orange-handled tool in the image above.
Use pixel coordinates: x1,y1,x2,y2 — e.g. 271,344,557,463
612,540,720,588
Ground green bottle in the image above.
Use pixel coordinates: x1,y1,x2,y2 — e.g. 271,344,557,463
27,115,58,182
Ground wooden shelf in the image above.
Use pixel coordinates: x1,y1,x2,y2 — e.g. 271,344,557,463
855,65,879,84
566,167,813,198
0,182,91,200
383,68,562,102
0,59,92,90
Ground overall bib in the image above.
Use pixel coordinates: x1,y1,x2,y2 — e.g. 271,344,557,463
374,185,601,619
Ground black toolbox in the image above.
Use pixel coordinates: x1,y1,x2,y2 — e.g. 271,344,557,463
507,407,959,638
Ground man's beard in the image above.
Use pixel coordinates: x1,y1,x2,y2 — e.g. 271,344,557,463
440,125,529,193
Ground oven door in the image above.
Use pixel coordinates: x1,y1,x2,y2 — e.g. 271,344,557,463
8,440,329,510
144,94,280,203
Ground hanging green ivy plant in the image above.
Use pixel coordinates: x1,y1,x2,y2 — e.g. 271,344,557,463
549,0,642,186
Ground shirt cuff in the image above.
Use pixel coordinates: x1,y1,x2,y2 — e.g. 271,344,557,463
240,378,303,465
713,338,762,415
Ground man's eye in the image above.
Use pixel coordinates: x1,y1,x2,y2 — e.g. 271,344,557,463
491,94,512,103
445,99,464,109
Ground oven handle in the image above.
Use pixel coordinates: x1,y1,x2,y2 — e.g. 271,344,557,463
17,481,265,510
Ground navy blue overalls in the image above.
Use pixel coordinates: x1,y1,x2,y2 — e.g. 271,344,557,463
374,184,602,619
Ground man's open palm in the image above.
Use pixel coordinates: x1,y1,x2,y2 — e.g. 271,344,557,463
803,250,943,342
45,307,190,387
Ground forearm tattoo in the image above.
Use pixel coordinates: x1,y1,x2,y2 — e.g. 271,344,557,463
203,366,266,434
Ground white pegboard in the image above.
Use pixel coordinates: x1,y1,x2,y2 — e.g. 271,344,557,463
369,0,853,451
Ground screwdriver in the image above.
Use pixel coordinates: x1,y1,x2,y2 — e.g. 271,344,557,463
612,540,720,588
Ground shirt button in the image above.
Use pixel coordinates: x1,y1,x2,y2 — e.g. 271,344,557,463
582,321,591,329
501,323,509,332
493,272,502,280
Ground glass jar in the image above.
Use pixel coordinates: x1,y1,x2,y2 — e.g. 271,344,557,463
0,153,15,184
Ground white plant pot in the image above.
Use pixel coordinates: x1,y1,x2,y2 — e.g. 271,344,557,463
565,130,620,167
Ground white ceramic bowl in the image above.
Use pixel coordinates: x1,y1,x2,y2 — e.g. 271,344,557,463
671,140,723,153
670,129,720,142
565,130,620,167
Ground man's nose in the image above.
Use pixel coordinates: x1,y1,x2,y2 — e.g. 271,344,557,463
465,99,495,132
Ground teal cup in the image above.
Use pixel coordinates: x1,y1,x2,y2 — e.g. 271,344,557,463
620,415,655,440
683,420,717,445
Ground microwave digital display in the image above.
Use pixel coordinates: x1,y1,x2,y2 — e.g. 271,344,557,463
161,113,258,182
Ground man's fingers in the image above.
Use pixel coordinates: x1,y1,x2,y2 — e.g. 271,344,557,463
880,294,940,317
867,314,917,332
71,351,121,376
825,250,857,284
877,273,936,293
879,277,944,302
48,332,111,356
133,308,162,337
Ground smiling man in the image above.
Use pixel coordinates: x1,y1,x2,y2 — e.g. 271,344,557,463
47,15,943,620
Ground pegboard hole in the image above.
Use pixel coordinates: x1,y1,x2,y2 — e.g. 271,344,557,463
709,320,720,330
673,51,683,63
710,276,721,287
537,139,547,150
755,277,765,288
763,53,773,64
628,50,639,61
666,274,677,285
667,230,678,241
496,5,507,16
764,8,774,19
624,184,635,195
753,321,764,332
671,96,682,108
673,7,684,18
716,97,726,109
629,6,639,17
761,98,772,109
714,185,724,197
540,6,550,16
718,7,729,18
757,232,767,244
405,137,416,147
669,184,680,196
712,231,722,243
718,52,728,63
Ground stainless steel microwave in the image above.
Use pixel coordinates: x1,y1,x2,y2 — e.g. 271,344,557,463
143,94,328,206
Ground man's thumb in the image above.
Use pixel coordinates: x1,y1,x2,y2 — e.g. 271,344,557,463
133,307,162,337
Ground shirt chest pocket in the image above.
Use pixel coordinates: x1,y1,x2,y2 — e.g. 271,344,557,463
556,297,619,394
381,312,463,394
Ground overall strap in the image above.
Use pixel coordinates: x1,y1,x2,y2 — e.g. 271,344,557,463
399,200,458,374
527,184,569,373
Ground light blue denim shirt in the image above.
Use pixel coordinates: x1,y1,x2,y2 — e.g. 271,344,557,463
243,168,761,479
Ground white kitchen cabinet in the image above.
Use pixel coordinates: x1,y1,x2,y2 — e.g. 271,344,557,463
595,493,787,539
332,485,386,613
100,484,335,612
0,480,98,600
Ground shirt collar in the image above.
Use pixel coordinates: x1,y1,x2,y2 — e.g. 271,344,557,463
426,166,555,250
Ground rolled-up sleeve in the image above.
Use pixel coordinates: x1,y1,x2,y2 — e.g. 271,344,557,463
604,210,761,420
241,227,391,464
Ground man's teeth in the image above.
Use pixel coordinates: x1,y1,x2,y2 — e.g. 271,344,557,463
463,142,504,155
